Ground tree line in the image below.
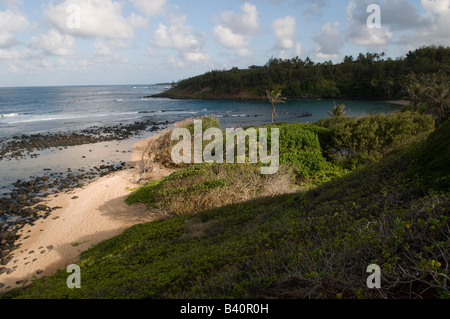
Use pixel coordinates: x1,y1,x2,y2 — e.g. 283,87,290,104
169,45,449,101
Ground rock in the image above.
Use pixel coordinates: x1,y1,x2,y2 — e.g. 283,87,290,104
0,231,16,241
35,204,48,211
17,194,28,203
21,207,35,216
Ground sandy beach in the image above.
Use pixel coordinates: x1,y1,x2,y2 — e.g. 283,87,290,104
384,100,411,106
0,135,167,293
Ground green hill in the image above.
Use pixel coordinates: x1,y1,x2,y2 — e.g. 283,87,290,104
2,117,448,299
152,45,450,101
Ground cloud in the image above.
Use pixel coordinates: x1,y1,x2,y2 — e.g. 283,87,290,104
0,9,28,48
381,0,426,31
0,47,28,60
213,3,260,56
272,16,296,49
418,0,450,46
45,0,146,39
152,15,210,63
313,22,344,60
301,0,328,17
29,29,75,56
346,0,393,47
130,0,167,17
93,40,129,64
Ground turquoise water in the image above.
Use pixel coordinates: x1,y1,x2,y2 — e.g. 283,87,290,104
0,85,399,138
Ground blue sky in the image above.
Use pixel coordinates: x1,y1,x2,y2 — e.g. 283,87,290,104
0,0,449,87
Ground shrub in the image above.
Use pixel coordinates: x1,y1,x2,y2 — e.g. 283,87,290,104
315,111,435,168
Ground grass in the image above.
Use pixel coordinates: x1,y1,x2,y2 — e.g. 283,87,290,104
1,115,447,300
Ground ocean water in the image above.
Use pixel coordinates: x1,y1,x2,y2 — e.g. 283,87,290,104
0,84,399,191
0,84,399,139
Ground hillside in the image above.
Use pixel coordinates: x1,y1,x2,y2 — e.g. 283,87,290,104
2,116,448,299
152,45,450,101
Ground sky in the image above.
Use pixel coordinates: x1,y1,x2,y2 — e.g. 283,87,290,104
0,0,449,87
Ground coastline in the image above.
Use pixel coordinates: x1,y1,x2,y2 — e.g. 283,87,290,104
0,134,168,293
384,99,411,106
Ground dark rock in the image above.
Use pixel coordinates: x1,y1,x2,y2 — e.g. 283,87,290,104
17,195,28,203
35,204,49,211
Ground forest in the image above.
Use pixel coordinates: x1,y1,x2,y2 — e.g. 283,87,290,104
156,45,450,104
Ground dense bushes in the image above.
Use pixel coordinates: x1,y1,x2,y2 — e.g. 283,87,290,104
127,112,435,215
316,111,435,168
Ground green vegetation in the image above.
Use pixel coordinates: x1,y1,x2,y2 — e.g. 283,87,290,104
155,46,450,105
403,72,450,123
2,112,447,300
327,102,347,118
316,111,436,169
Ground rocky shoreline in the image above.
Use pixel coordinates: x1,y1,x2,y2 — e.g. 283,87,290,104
0,120,169,161
0,120,171,271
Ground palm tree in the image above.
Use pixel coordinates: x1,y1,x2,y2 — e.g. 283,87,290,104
328,102,347,117
266,89,286,123
425,83,449,123
407,82,424,111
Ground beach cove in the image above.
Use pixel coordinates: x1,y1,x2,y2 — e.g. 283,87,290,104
0,133,175,292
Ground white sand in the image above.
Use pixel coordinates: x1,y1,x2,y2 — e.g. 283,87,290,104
0,135,169,293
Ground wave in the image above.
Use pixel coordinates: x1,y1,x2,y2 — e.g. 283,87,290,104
4,111,140,124
231,114,247,117
0,113,20,118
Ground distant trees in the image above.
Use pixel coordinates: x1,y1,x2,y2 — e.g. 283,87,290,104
167,45,450,103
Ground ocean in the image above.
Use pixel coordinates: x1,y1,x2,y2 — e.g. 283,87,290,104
0,84,399,138
0,84,399,192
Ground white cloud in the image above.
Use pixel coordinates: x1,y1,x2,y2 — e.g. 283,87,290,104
0,47,28,60
272,16,296,49
0,9,28,48
45,0,146,39
418,0,450,46
301,0,328,17
213,3,260,56
346,0,393,47
29,29,75,56
130,0,167,17
314,22,344,60
152,15,210,63
93,40,129,64
295,42,302,56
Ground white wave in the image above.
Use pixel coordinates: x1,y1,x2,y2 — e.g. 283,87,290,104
0,113,19,118
5,111,139,124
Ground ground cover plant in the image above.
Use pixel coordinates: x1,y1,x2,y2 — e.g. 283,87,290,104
1,114,447,300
